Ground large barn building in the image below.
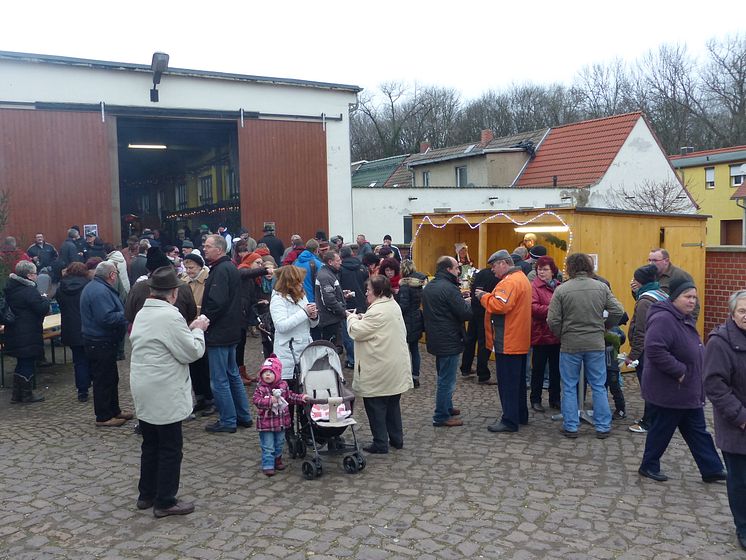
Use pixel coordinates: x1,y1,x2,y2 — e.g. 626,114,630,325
0,51,360,249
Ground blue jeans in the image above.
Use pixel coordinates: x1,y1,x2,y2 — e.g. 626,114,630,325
408,340,421,378
71,345,91,396
259,430,285,470
560,351,611,433
208,345,251,428
341,322,354,366
433,354,459,424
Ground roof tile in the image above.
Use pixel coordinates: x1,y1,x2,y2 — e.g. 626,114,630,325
516,112,641,188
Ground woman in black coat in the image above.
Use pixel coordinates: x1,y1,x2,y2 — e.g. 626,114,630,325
396,260,427,387
55,261,91,402
4,260,50,403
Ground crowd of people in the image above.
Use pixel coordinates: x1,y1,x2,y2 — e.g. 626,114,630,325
1,225,744,549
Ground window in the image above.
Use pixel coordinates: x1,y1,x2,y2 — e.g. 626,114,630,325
175,183,187,209
139,193,150,214
456,166,467,187
227,170,239,199
705,167,715,189
199,175,213,204
422,171,430,187
731,164,745,187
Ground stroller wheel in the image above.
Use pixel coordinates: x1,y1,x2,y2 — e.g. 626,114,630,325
301,460,315,480
354,452,366,471
286,435,298,459
343,455,359,474
313,458,323,478
296,439,307,459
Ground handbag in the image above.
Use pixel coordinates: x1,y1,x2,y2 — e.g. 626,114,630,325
0,300,16,325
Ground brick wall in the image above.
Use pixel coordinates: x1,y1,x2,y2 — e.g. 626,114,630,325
705,246,746,336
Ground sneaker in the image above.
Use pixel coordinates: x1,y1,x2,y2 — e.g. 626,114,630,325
77,393,88,403
628,423,647,433
560,428,579,438
596,431,611,439
153,500,195,518
96,417,127,427
433,417,464,427
614,409,627,420
200,405,217,417
237,419,253,428
204,421,236,434
460,369,475,377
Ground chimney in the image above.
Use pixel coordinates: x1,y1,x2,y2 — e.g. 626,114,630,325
552,176,558,187
480,129,494,145
419,141,431,154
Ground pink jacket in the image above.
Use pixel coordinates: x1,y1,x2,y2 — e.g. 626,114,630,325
252,380,306,432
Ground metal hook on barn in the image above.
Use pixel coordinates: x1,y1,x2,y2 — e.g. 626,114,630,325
322,112,326,132
100,101,105,123
240,108,244,128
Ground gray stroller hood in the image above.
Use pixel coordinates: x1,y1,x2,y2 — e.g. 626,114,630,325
299,340,356,427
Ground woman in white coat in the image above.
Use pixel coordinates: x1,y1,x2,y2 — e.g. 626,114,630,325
129,266,210,519
347,275,413,454
270,265,319,381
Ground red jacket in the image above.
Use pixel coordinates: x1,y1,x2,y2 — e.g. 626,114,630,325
531,276,560,346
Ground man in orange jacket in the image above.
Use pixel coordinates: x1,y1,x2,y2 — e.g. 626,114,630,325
475,249,532,433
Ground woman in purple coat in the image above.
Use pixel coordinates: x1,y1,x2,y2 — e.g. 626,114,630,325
638,277,725,483
704,290,746,551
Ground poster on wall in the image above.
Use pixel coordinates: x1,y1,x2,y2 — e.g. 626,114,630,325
84,224,99,238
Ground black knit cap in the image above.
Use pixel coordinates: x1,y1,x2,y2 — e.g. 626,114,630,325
668,276,696,302
145,247,172,272
529,245,547,259
183,253,205,267
633,264,658,285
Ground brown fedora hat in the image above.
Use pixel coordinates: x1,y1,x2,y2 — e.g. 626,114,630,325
148,266,181,290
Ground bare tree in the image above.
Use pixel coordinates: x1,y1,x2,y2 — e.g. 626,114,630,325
603,179,698,213
700,34,746,146
572,59,636,118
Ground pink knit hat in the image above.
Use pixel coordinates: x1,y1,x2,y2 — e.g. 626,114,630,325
258,355,283,385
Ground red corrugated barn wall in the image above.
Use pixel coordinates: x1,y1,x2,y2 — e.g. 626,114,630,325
237,119,328,242
704,246,746,337
0,109,115,249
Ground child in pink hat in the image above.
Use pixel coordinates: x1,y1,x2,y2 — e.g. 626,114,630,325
251,355,308,476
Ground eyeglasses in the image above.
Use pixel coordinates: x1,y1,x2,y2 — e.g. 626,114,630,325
648,258,664,263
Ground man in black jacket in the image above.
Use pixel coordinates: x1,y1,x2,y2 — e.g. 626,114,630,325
314,250,348,344
460,266,499,383
257,224,285,264
201,234,252,434
26,233,58,271
422,256,473,427
338,245,368,368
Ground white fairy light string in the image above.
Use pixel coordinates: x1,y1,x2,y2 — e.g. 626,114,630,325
410,211,573,271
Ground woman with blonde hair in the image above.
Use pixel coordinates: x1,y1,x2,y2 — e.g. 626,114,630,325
270,266,319,381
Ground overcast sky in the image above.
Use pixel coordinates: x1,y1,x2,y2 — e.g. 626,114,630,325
2,0,743,100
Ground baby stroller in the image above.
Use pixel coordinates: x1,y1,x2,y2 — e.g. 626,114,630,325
288,340,365,479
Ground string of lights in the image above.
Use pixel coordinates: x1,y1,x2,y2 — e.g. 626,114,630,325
410,211,573,271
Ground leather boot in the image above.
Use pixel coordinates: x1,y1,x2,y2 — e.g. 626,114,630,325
20,377,44,403
239,365,252,386
10,375,23,404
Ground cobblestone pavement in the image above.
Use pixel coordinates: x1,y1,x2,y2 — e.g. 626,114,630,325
1,338,743,560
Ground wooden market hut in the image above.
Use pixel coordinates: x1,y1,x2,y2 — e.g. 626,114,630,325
410,207,707,334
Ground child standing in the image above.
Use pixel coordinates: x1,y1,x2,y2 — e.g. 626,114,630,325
252,355,308,476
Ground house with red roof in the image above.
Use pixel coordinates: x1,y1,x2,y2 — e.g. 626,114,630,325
352,112,694,243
